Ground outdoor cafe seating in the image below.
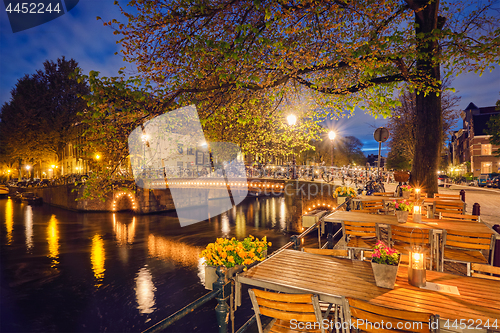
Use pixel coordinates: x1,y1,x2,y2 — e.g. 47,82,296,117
342,297,439,333
235,192,499,332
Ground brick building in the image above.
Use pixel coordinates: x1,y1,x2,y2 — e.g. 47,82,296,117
451,103,500,177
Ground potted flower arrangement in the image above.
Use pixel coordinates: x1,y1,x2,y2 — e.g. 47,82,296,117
200,235,271,290
333,186,357,205
389,199,413,223
401,184,412,198
371,241,401,289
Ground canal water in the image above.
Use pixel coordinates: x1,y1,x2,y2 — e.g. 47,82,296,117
0,196,295,332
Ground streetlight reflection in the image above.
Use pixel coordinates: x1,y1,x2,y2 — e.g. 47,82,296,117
135,266,156,314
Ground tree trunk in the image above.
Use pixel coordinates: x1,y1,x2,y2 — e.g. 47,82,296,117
411,0,442,196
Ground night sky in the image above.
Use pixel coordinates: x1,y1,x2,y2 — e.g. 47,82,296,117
1,1,499,155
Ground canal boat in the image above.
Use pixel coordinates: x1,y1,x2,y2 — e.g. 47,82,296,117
19,192,43,205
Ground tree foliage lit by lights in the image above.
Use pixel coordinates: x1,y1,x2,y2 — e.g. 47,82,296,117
0,57,88,170
81,0,500,194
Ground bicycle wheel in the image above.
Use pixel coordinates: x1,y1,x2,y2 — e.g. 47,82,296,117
322,172,334,183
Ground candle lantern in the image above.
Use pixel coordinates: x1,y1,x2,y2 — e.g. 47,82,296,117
415,188,421,201
413,204,422,223
408,229,426,287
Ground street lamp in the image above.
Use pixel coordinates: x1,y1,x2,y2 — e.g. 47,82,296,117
287,114,297,179
26,165,31,179
328,130,336,167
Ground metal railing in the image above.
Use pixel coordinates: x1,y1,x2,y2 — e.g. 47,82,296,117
141,197,352,333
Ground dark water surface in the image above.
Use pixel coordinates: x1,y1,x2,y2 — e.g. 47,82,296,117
0,197,293,332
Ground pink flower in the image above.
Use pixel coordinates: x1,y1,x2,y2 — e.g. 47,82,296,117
373,249,381,258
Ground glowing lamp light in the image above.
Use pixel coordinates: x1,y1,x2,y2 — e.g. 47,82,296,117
415,188,421,201
328,131,336,141
413,205,422,223
287,114,297,126
408,229,426,287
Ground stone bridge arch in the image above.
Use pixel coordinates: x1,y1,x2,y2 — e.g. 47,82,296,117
112,191,138,212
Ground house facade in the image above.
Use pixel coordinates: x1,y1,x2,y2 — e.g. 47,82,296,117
452,103,500,177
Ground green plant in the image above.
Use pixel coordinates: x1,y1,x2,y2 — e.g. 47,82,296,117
372,241,400,265
333,186,357,198
200,235,271,268
389,199,413,211
401,185,412,192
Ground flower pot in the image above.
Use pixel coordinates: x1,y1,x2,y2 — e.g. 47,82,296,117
337,196,347,205
402,191,410,199
204,265,244,290
371,257,400,289
395,210,409,223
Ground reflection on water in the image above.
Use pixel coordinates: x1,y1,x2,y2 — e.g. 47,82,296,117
5,198,13,245
113,214,136,246
135,266,156,314
47,215,59,267
280,199,286,230
148,234,202,267
25,205,33,251
235,206,247,239
221,213,230,237
0,196,291,332
91,234,105,287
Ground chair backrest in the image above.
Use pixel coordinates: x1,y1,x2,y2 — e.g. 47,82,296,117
434,200,464,216
343,297,439,333
343,221,377,239
435,193,461,200
361,199,386,213
248,289,324,333
302,248,348,257
389,225,432,249
443,230,494,251
410,192,428,199
440,212,480,222
470,263,500,280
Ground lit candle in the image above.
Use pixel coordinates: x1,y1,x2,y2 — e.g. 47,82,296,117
413,205,422,223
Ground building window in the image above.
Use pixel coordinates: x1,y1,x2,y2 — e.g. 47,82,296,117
481,162,492,173
481,144,492,155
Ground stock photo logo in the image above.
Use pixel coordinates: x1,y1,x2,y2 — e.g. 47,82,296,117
128,105,248,227
3,0,79,33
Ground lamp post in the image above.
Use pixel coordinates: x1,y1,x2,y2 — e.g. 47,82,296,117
287,115,297,179
26,165,31,179
328,131,336,167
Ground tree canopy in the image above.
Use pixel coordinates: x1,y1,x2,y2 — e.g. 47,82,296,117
0,57,89,167
81,0,499,194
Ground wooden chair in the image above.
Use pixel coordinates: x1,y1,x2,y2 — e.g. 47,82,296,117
439,212,480,222
302,248,348,257
470,263,500,280
343,221,379,260
360,199,387,214
388,225,434,270
434,193,461,200
433,200,464,218
248,289,328,333
342,297,439,333
441,230,496,275
410,192,428,200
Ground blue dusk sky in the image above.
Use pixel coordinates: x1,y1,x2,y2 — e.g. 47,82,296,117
1,1,499,157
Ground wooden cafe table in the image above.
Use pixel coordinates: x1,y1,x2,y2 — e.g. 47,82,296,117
322,211,497,271
236,249,500,331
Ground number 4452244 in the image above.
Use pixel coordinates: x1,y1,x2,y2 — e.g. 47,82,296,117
444,319,498,330
5,2,61,14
